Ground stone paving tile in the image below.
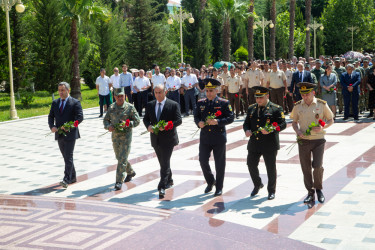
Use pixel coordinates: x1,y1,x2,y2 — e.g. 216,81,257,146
321,238,342,244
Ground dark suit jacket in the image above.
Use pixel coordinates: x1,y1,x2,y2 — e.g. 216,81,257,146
143,98,182,148
340,71,361,94
48,96,84,141
243,101,286,152
290,70,314,93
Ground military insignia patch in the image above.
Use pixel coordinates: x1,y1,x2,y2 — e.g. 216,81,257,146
229,105,233,112
281,112,285,118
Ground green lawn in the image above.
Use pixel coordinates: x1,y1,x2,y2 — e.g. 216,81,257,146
0,85,99,122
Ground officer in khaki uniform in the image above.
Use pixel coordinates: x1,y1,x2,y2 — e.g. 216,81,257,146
246,62,265,105
243,86,286,200
267,60,288,110
290,82,334,204
333,58,346,114
219,63,230,98
103,87,140,190
225,66,243,118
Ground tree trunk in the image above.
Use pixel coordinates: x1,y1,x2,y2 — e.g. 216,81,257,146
247,0,255,61
70,18,81,100
288,0,296,60
304,0,312,59
223,17,231,61
270,0,276,60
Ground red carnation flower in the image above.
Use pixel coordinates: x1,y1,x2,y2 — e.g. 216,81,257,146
349,84,353,86
283,95,287,99
235,94,239,98
365,89,368,93
276,126,281,132
272,122,278,127
165,121,173,131
334,88,337,91
125,119,130,127
318,119,326,127
74,120,79,128
215,110,222,117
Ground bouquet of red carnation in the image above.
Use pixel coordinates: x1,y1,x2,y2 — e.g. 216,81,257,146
141,120,174,135
46,120,79,137
98,119,131,138
192,110,222,137
286,119,326,154
253,121,280,136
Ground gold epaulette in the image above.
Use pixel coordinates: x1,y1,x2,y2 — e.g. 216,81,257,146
294,100,302,106
317,98,327,104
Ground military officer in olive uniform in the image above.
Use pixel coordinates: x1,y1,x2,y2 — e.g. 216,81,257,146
243,86,286,200
103,88,140,190
194,78,234,196
290,82,334,204
311,60,325,96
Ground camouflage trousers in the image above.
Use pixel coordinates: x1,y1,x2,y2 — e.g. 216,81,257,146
112,135,134,183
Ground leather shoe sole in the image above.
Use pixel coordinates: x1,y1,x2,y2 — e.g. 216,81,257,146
124,172,136,183
251,183,264,196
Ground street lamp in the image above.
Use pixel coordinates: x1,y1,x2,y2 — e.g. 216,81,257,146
0,0,25,120
347,26,358,51
168,7,194,64
306,20,323,59
253,16,274,61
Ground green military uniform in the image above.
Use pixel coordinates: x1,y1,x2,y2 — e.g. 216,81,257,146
103,89,140,185
311,61,325,97
333,59,346,114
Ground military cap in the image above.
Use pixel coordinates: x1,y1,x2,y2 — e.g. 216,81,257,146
347,59,355,64
315,59,321,64
297,82,316,94
114,87,125,96
252,86,269,97
304,63,311,68
334,57,340,62
363,58,369,62
201,78,221,90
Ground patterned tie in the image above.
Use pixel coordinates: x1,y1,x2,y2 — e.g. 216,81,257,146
60,99,65,114
156,102,162,121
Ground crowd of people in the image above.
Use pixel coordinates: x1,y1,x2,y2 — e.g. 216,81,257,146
95,53,375,121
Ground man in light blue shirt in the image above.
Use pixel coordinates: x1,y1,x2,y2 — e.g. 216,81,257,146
119,64,134,103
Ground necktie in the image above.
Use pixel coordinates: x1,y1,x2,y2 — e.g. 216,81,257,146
60,99,65,114
299,72,302,82
156,102,162,121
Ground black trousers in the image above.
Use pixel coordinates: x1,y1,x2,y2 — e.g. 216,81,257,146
199,142,226,190
247,150,277,194
99,94,110,115
58,138,76,183
125,86,133,103
137,91,148,116
167,90,180,104
154,145,174,190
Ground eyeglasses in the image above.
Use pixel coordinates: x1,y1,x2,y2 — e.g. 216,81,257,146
114,70,119,72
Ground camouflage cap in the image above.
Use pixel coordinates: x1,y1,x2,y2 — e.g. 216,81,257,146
114,87,125,96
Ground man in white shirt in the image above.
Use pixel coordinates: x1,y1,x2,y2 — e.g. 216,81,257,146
133,69,151,117
151,66,166,90
181,67,198,116
96,68,112,117
110,67,121,89
166,68,181,104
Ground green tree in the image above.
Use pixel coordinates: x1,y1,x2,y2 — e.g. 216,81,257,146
61,0,110,100
182,0,211,67
208,0,248,61
304,0,312,58
29,0,71,94
247,0,255,60
125,0,174,69
269,0,276,59
321,0,375,55
288,0,296,59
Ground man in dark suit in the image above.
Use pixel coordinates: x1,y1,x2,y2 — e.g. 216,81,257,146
143,85,182,198
290,62,314,102
340,64,361,120
194,78,234,196
243,86,286,200
48,82,84,188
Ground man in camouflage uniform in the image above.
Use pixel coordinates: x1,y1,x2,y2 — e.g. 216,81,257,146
311,60,325,97
333,58,346,114
103,87,140,190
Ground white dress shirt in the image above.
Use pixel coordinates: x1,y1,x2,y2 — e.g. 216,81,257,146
96,75,111,95
155,97,167,116
181,74,198,88
110,74,120,88
152,74,166,88
166,76,181,90
134,76,150,91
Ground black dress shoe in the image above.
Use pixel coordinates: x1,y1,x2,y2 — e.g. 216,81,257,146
251,183,264,196
204,181,216,193
214,189,222,196
316,189,325,203
59,181,68,188
303,194,315,203
268,193,275,200
159,188,165,198
99,114,103,117
343,117,349,120
166,181,174,189
69,179,77,184
114,182,122,191
124,172,136,182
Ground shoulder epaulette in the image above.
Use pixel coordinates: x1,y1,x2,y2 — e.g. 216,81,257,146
294,100,302,106
218,97,229,103
317,98,327,104
198,98,207,102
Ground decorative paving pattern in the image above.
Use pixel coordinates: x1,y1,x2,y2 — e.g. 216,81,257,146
1,107,375,248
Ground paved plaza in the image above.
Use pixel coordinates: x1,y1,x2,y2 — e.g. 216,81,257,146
1,107,375,249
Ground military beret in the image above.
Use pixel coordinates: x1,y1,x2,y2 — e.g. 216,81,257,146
252,86,269,97
297,82,316,94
